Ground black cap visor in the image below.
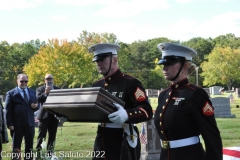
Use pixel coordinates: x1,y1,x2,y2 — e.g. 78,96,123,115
92,52,112,62
157,56,186,65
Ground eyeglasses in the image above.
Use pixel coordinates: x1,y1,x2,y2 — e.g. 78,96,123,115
45,78,53,80
20,81,28,83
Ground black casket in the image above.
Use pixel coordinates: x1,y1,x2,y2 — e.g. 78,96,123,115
42,87,125,122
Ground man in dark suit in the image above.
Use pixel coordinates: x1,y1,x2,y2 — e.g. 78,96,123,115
5,74,39,160
35,74,60,157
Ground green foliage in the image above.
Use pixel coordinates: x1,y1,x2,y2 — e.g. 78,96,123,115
182,37,214,86
117,42,133,72
129,37,173,70
24,39,95,88
213,33,240,49
0,40,43,93
201,46,240,90
127,37,174,89
77,30,118,49
1,32,240,92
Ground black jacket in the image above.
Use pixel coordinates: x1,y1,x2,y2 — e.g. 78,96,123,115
92,69,153,160
154,78,222,160
93,69,153,123
36,85,60,120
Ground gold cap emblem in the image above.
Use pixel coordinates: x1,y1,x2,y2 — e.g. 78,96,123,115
161,44,165,50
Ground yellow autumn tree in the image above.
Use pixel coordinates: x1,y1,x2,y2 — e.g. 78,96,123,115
201,46,240,90
24,39,95,88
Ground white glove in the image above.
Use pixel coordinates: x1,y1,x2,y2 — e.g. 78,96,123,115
108,103,128,123
55,115,68,122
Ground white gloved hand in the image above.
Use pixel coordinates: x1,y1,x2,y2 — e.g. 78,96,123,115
108,103,128,123
55,115,68,122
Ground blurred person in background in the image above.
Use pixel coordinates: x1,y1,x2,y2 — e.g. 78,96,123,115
35,74,60,158
0,99,9,160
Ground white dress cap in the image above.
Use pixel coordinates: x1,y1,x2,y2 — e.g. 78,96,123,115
157,42,197,61
88,43,120,56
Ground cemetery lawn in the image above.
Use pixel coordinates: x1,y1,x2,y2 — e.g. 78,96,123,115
2,92,240,159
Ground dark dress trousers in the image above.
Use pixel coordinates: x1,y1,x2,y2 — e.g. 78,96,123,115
0,101,9,160
154,78,223,160
92,69,153,160
36,85,59,153
5,87,38,160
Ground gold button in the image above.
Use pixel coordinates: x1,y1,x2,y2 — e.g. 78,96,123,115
161,131,164,134
169,92,171,95
175,84,178,88
105,83,108,86
129,113,132,115
162,106,165,109
166,99,168,102
108,77,111,81
135,111,137,114
160,122,162,126
139,111,141,113
160,113,162,117
106,90,108,92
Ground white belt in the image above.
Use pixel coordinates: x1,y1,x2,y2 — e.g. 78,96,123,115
99,123,136,128
99,123,123,128
160,136,199,149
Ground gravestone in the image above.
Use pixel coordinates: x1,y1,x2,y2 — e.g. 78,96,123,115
146,89,160,97
211,97,235,118
140,119,161,160
236,88,240,98
210,86,222,95
152,90,159,97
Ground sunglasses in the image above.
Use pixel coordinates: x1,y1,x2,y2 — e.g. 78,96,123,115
20,81,28,83
45,78,53,80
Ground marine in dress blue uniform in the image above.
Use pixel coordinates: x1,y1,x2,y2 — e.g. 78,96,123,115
89,43,153,160
154,42,223,160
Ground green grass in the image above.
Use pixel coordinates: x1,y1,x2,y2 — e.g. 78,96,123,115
212,93,240,147
2,92,240,159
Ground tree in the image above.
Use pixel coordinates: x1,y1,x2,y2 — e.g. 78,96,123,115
128,37,175,88
0,41,12,94
213,33,240,49
0,40,41,94
24,39,95,88
182,37,214,86
201,46,240,90
117,42,133,72
77,30,119,49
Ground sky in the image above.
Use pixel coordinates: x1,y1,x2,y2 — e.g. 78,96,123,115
0,0,240,44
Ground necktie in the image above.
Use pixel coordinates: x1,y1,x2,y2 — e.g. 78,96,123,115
22,89,28,103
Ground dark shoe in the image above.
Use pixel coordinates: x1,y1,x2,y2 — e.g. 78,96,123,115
12,148,21,160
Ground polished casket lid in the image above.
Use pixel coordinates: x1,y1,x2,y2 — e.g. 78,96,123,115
42,87,125,122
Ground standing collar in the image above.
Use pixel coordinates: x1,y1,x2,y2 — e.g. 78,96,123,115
170,78,189,90
104,69,121,83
